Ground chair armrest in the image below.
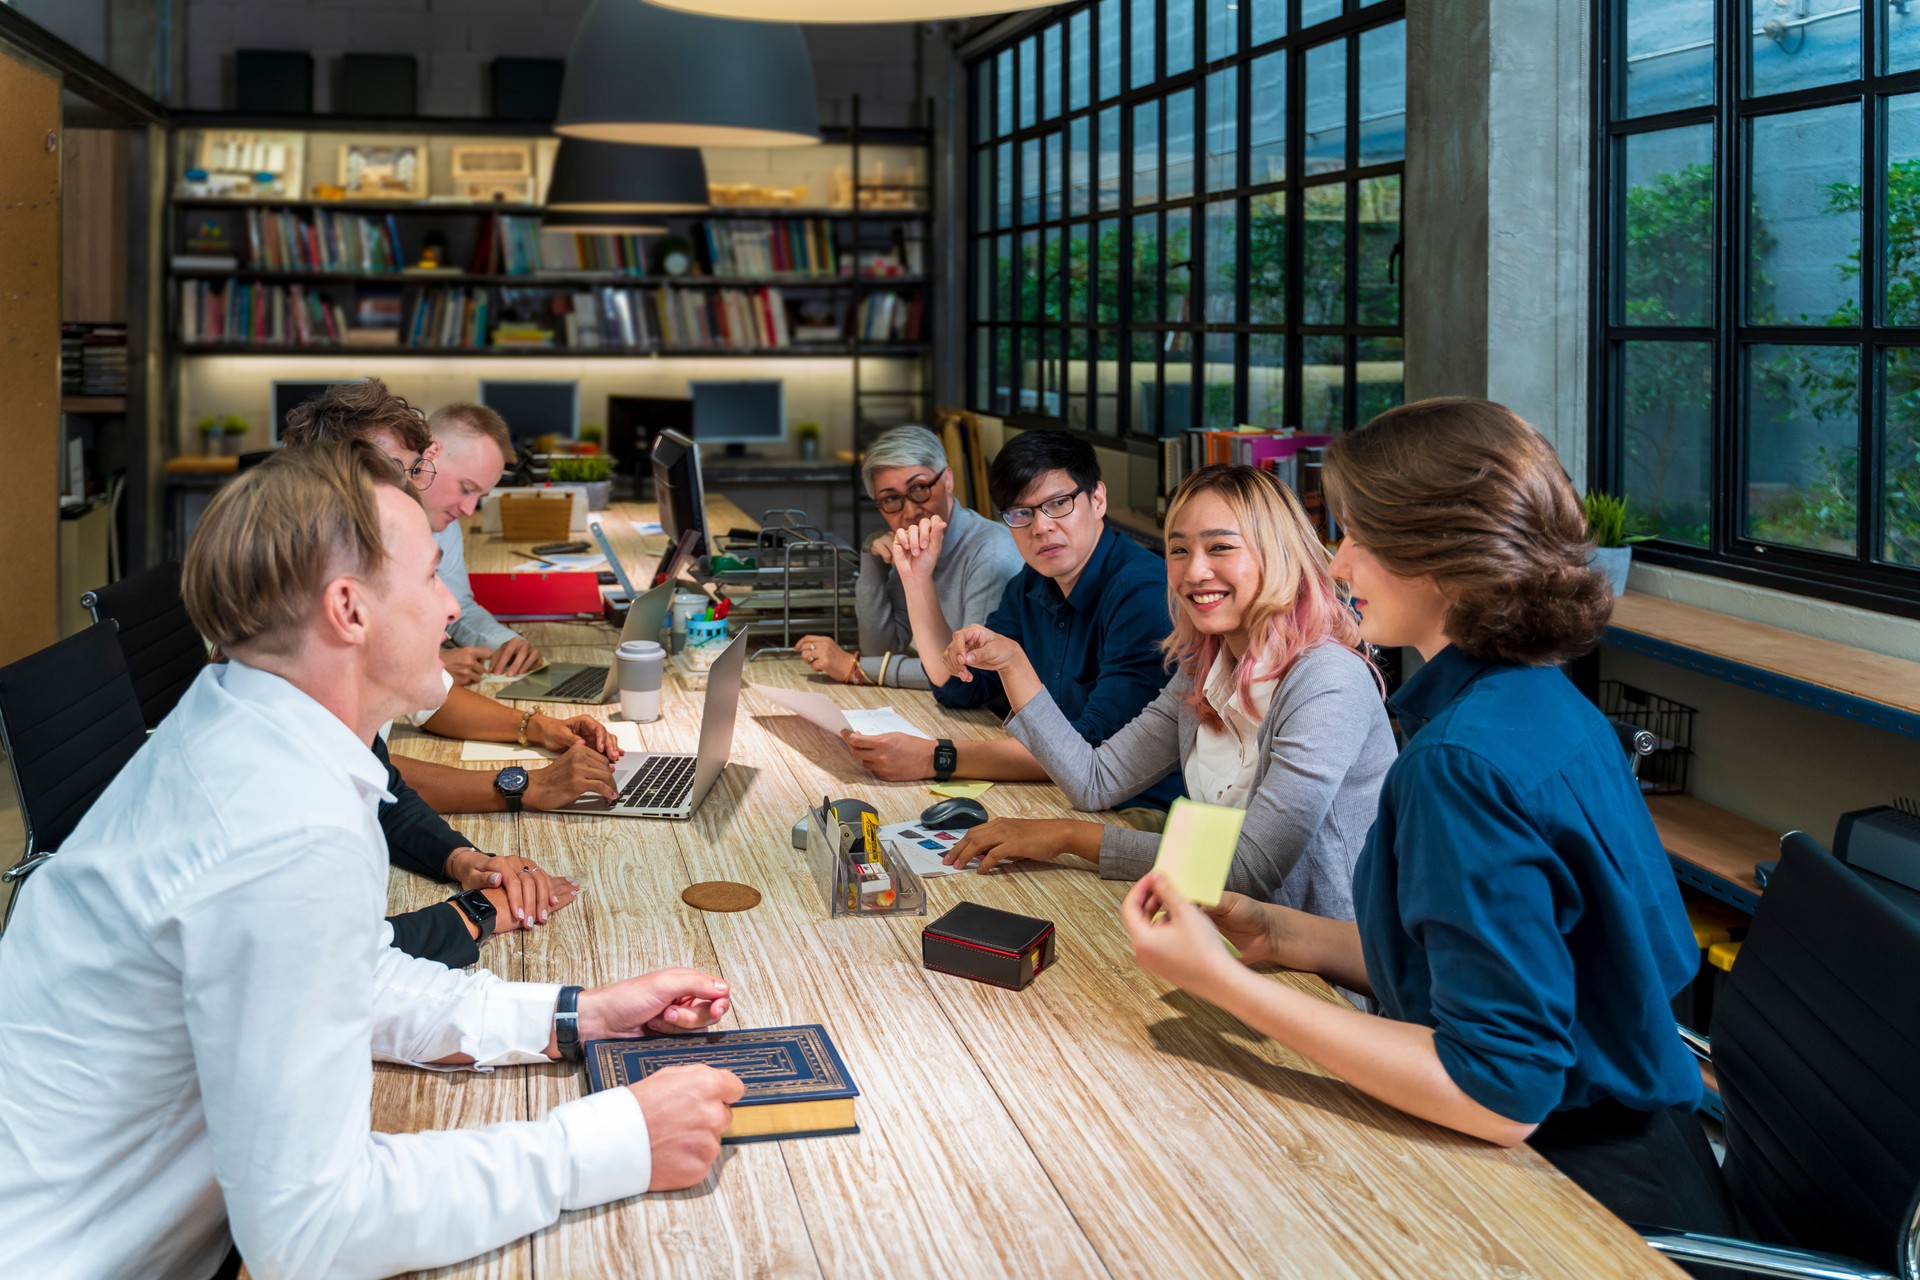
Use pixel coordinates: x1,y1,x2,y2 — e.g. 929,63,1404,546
2,852,55,884
1638,1227,1897,1279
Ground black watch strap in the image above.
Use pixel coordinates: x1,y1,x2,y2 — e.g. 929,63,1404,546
555,985,585,1061
933,738,957,783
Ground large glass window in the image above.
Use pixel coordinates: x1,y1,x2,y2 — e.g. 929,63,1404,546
1598,0,1920,609
967,0,1406,484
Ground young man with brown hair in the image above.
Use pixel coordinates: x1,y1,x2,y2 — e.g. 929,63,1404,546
0,444,744,1279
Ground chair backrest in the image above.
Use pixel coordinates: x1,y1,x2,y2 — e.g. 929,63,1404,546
1607,717,1656,778
81,561,206,730
1711,831,1920,1270
0,624,149,860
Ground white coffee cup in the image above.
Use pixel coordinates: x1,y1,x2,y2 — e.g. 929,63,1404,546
615,640,665,723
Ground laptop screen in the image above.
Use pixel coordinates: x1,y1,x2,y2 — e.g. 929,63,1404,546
688,630,749,811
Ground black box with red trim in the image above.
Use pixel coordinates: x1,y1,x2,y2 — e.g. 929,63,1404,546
921,902,1056,991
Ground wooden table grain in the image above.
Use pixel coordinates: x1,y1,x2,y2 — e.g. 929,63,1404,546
370,501,1681,1280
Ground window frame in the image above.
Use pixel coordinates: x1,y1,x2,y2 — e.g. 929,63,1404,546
965,0,1406,454
1592,0,1920,616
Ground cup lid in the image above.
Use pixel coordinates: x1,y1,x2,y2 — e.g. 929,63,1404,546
617,640,664,656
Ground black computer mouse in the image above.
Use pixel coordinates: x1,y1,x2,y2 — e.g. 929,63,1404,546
921,797,989,830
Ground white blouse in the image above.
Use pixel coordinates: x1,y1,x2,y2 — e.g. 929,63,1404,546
1183,648,1278,808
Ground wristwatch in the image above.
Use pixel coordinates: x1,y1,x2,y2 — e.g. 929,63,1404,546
554,985,585,1061
494,765,530,813
449,888,497,944
933,738,957,783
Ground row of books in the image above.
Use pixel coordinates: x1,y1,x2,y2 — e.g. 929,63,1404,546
1167,427,1338,538
61,323,128,396
244,207,403,274
179,280,355,347
404,288,491,348
852,291,926,343
695,219,842,278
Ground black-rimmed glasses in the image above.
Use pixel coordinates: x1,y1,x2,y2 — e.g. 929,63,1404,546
406,453,437,491
1000,486,1088,529
874,468,946,514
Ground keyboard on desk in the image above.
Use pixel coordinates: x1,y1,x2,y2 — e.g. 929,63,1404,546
615,753,697,811
549,666,610,701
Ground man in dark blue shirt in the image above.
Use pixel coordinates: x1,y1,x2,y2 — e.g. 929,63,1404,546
843,430,1182,810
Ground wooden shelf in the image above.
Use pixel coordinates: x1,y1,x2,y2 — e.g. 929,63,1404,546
60,396,126,413
162,455,239,474
1646,793,1772,913
177,343,932,358
171,197,926,221
1606,591,1920,742
170,268,927,288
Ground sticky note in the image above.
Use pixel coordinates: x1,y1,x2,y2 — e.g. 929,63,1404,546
1150,798,1245,908
928,780,994,799
918,840,944,850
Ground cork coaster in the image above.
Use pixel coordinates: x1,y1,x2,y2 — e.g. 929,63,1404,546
682,881,763,913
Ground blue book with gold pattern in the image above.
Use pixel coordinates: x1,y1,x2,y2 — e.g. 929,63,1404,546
583,1024,860,1144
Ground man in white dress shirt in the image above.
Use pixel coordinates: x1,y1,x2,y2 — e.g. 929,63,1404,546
0,443,743,1280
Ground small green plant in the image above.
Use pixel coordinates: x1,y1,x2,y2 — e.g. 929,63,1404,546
196,415,220,437
1585,491,1635,549
579,422,605,444
794,420,821,441
548,455,611,483
220,414,248,437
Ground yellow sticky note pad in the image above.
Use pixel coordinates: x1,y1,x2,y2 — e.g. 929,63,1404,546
928,780,994,799
1151,798,1245,907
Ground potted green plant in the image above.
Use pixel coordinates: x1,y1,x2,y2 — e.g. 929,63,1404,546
1584,491,1643,597
196,416,222,457
220,414,249,456
548,454,614,510
579,423,606,448
794,420,822,461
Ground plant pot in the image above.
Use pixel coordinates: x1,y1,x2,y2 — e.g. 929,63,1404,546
223,435,247,456
799,436,819,461
1589,545,1632,597
584,480,613,511
202,435,222,457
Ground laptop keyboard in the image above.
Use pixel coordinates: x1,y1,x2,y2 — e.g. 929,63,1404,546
548,666,609,701
617,754,696,810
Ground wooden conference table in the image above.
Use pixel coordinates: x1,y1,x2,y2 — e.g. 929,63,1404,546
374,499,1678,1280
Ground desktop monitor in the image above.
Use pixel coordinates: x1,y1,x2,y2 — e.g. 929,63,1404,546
272,380,354,444
689,379,785,454
608,394,693,476
651,429,710,557
480,380,579,442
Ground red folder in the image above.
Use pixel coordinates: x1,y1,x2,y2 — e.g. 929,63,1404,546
469,572,603,619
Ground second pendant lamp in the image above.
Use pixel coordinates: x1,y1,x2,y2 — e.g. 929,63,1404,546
556,0,821,149
644,0,1053,21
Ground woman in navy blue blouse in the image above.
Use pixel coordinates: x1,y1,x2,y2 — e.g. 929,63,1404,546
1121,397,1737,1231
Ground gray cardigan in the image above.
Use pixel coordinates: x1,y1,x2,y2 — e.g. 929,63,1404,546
854,503,1025,689
1005,643,1397,921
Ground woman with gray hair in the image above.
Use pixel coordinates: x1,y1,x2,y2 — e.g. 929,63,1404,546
798,425,1023,689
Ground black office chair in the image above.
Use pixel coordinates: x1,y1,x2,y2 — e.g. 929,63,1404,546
1641,832,1920,1278
1610,718,1657,778
0,624,150,925
81,561,206,730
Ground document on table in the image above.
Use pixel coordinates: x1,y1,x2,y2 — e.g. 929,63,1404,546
511,553,606,573
751,684,933,740
879,820,976,879
458,719,643,762
632,520,665,537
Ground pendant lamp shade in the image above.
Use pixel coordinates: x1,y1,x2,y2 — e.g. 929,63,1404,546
546,140,709,214
555,0,820,148
644,0,1052,21
540,209,668,234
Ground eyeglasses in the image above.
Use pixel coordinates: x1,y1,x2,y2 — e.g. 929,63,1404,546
874,468,946,514
1000,486,1089,528
405,453,437,491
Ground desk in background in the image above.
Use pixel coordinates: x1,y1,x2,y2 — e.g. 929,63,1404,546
361,503,1683,1280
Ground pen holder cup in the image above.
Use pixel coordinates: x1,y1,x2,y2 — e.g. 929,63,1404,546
684,617,729,649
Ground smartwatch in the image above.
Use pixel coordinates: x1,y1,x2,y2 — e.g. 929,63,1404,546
449,889,497,944
933,738,957,783
494,765,529,813
554,985,585,1061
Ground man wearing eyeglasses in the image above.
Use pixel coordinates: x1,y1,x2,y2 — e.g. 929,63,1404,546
841,430,1183,813
798,425,1022,690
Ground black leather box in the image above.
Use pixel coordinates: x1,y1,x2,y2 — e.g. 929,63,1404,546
922,902,1056,991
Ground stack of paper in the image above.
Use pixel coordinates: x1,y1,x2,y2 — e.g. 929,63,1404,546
750,684,932,741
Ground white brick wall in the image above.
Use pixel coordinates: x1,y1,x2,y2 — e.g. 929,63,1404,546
185,0,932,126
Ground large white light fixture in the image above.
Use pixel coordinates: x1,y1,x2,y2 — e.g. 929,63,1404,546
645,0,1053,21
555,0,820,148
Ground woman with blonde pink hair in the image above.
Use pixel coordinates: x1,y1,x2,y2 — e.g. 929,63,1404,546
943,463,1395,921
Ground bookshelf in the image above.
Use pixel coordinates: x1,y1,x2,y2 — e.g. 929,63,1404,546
164,105,937,474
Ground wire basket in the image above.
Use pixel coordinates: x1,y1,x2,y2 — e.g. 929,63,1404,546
1597,680,1697,795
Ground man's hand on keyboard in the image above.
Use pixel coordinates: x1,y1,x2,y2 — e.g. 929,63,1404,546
525,743,618,809
527,712,624,761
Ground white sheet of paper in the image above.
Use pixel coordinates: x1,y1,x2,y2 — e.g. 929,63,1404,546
458,719,643,762
751,684,933,741
632,520,665,537
879,821,976,879
510,552,605,573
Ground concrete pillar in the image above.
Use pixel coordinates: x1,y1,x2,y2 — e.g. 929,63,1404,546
1404,0,1591,482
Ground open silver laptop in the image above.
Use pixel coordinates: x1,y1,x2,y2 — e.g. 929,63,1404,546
496,580,674,704
565,628,749,820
